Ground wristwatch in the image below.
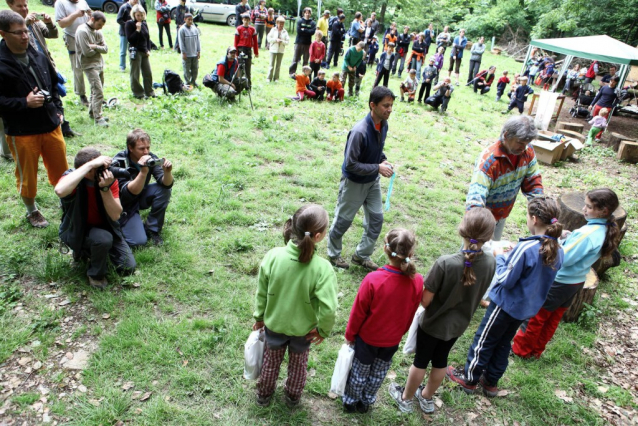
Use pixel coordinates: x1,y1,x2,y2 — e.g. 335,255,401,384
100,186,110,192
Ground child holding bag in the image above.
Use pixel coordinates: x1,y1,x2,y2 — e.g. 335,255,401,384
253,204,338,407
447,197,564,397
512,189,620,359
389,208,496,414
342,229,424,414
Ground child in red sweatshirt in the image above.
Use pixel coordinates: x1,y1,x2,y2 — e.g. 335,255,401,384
342,228,424,414
309,30,326,80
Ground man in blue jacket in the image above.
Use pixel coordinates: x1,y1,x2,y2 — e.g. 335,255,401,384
327,86,395,271
447,28,467,86
288,7,315,78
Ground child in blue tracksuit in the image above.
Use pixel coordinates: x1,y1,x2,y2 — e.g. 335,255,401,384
512,188,621,359
503,76,533,114
448,197,564,397
367,36,379,67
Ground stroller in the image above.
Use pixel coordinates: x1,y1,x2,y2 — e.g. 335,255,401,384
569,82,596,118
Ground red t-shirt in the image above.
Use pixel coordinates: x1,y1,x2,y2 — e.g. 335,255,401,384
374,122,382,132
59,176,120,227
506,153,519,167
345,265,424,347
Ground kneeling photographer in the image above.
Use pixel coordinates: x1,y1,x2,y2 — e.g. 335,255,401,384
112,128,173,247
55,148,136,290
205,46,248,100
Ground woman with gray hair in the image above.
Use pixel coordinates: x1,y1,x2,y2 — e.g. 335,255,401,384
266,16,289,82
466,115,542,242
125,4,154,98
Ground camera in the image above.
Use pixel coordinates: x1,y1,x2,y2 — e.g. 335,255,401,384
37,89,52,104
129,46,137,60
96,166,131,180
35,13,45,20
238,52,248,65
146,157,164,168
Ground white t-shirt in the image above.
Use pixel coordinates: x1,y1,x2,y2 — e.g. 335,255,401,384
55,0,90,37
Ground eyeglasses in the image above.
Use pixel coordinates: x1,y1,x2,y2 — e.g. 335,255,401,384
5,29,29,36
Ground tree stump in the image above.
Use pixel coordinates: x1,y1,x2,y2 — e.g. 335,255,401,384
557,121,584,134
563,268,598,323
608,132,637,152
559,129,586,142
617,141,638,163
558,192,627,232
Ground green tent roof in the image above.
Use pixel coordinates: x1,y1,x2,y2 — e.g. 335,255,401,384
531,35,638,66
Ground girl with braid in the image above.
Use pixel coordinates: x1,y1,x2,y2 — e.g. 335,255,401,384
512,189,620,359
448,197,564,397
253,204,338,407
389,208,496,414
342,229,423,414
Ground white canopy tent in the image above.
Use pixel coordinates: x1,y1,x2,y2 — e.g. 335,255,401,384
521,35,638,92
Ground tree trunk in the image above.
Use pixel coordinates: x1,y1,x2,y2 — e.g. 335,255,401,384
378,2,387,26
563,268,598,323
559,192,627,232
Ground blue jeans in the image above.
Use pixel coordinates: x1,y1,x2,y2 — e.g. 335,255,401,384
120,183,172,247
464,302,523,385
119,35,128,70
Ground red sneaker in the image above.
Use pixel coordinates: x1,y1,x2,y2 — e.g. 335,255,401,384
446,366,477,394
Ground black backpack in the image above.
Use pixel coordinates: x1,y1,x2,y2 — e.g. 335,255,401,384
163,69,184,95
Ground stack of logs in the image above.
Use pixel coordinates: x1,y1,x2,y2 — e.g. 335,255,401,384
559,192,628,322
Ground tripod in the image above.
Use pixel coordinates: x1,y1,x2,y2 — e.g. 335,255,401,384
231,58,254,110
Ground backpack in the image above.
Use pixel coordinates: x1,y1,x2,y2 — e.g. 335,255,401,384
163,69,184,95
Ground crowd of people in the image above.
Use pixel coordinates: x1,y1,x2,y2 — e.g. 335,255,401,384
0,0,627,419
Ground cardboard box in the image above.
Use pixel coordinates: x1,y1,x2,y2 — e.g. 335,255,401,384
560,141,576,160
532,140,564,164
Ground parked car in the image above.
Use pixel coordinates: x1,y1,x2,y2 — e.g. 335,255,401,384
40,0,125,14
168,0,245,26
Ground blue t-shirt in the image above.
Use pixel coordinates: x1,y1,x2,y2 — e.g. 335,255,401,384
349,21,361,38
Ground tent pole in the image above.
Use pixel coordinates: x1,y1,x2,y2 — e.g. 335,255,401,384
521,45,533,75
552,55,572,93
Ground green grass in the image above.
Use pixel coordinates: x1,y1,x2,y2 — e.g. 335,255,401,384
0,4,637,425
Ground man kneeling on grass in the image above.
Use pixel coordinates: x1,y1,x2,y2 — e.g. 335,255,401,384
112,129,173,247
206,46,248,101
55,148,136,289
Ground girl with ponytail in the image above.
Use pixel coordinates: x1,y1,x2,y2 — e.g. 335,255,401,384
448,196,564,398
343,228,424,414
513,188,620,359
389,208,496,414
253,204,338,407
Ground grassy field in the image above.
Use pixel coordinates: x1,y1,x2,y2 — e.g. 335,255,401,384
1,5,637,425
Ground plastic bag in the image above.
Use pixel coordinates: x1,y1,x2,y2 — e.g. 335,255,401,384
329,344,355,396
402,306,425,354
243,329,265,380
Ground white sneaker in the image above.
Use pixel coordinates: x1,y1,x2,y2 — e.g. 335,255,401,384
388,383,413,413
414,385,435,414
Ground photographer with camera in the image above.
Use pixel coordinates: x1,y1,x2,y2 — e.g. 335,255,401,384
55,148,136,289
206,46,248,100
54,0,91,107
75,11,108,126
425,77,454,113
0,10,68,228
111,129,173,247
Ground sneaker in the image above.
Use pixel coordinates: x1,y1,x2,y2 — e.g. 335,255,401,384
256,394,272,407
501,110,510,114
26,210,49,228
446,366,477,394
414,385,434,414
479,376,498,398
284,392,300,408
63,128,82,138
343,402,357,413
87,275,108,290
145,229,164,246
119,67,126,72
388,383,413,413
80,95,90,107
329,256,350,270
351,254,379,271
355,401,369,413
95,118,109,127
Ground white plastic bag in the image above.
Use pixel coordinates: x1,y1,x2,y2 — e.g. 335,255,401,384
243,329,265,380
403,306,425,354
329,344,355,396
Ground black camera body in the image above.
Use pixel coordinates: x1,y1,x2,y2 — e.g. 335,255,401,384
96,166,131,180
38,89,53,104
238,52,248,65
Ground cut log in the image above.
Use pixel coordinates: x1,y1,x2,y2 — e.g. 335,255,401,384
559,129,586,142
608,132,637,152
558,192,627,232
617,141,638,163
563,268,598,323
556,121,584,134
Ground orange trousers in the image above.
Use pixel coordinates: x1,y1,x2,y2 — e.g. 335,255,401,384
5,126,68,198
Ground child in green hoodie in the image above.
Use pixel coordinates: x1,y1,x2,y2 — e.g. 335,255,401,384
253,204,338,407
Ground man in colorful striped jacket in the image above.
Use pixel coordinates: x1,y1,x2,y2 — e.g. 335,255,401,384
465,116,543,241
